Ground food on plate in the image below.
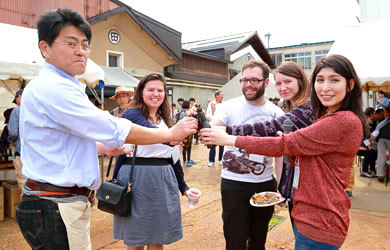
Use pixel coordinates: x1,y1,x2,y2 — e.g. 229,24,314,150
251,192,280,205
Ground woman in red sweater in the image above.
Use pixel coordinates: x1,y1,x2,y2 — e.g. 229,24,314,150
201,54,368,249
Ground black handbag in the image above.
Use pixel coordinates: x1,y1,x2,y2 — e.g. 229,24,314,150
278,156,296,199
96,146,137,217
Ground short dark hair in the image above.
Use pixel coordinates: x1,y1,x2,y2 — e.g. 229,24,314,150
189,97,195,102
182,100,190,109
37,7,92,47
378,90,385,95
364,107,375,117
214,90,223,98
375,108,384,114
177,98,184,102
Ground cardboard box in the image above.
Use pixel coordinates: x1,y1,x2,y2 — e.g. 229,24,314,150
3,181,21,219
0,185,4,221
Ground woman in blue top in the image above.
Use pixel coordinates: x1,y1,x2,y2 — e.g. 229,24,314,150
113,73,187,250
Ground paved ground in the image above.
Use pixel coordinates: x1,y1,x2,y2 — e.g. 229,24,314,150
1,144,390,249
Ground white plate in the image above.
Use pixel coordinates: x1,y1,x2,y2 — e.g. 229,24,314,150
250,192,286,207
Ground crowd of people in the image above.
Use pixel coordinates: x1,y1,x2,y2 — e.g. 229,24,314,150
4,6,388,250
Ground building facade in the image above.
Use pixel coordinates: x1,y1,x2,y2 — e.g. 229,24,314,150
268,41,333,79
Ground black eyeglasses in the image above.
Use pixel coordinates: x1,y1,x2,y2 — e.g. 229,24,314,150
239,78,266,85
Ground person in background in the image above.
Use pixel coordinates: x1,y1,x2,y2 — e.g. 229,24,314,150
376,90,389,109
8,88,25,192
225,61,313,229
206,90,225,167
189,97,196,108
208,60,284,250
372,106,390,183
112,73,188,249
373,108,385,125
277,99,285,112
358,107,377,178
178,100,196,167
171,103,178,120
0,108,13,162
110,86,133,117
201,54,368,249
177,97,184,111
17,7,197,249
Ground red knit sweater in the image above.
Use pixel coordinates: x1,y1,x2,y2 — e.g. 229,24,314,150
236,111,362,246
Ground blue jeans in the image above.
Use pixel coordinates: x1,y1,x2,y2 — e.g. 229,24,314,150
16,194,69,250
294,224,341,250
209,145,224,163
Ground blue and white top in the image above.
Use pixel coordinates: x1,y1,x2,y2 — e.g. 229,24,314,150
20,62,132,190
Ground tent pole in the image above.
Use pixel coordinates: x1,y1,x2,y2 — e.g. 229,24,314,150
101,83,104,182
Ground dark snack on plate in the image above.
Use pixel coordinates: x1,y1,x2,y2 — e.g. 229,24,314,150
251,192,280,205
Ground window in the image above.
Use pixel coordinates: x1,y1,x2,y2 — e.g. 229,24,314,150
106,51,124,68
284,52,311,69
109,55,118,67
315,50,329,63
229,69,240,80
271,54,282,66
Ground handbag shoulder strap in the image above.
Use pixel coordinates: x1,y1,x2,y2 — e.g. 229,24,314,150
105,145,138,179
128,145,138,184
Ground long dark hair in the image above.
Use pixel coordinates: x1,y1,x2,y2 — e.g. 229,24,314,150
129,73,173,128
311,54,369,136
274,61,310,112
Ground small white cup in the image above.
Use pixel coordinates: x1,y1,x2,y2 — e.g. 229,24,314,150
123,144,133,153
187,188,201,209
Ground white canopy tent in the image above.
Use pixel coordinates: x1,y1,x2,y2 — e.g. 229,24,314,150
0,23,104,124
328,20,390,107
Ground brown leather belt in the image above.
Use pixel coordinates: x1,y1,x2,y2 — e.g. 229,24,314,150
26,179,92,197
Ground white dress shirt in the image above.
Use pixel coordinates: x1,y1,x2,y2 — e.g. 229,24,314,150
20,63,132,190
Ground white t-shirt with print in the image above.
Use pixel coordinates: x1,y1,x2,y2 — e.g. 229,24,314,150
214,96,284,183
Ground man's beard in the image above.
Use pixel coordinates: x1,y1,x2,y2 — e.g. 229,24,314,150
243,83,265,101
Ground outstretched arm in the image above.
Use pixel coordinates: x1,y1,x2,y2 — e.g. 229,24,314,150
226,103,313,136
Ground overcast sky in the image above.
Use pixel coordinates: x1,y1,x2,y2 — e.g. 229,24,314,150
120,0,360,48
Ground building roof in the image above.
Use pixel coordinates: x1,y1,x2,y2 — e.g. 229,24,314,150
88,1,182,63
182,49,231,63
182,31,275,68
268,40,334,50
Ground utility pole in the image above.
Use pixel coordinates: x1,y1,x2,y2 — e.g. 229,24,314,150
264,32,271,49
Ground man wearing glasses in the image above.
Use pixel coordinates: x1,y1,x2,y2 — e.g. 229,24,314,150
17,7,197,249
210,60,284,250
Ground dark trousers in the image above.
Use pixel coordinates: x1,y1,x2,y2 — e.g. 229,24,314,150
182,146,192,162
16,194,69,250
221,178,277,250
209,146,224,163
361,149,377,172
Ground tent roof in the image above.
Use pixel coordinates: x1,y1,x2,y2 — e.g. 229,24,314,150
0,23,104,84
328,20,390,85
100,66,138,88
